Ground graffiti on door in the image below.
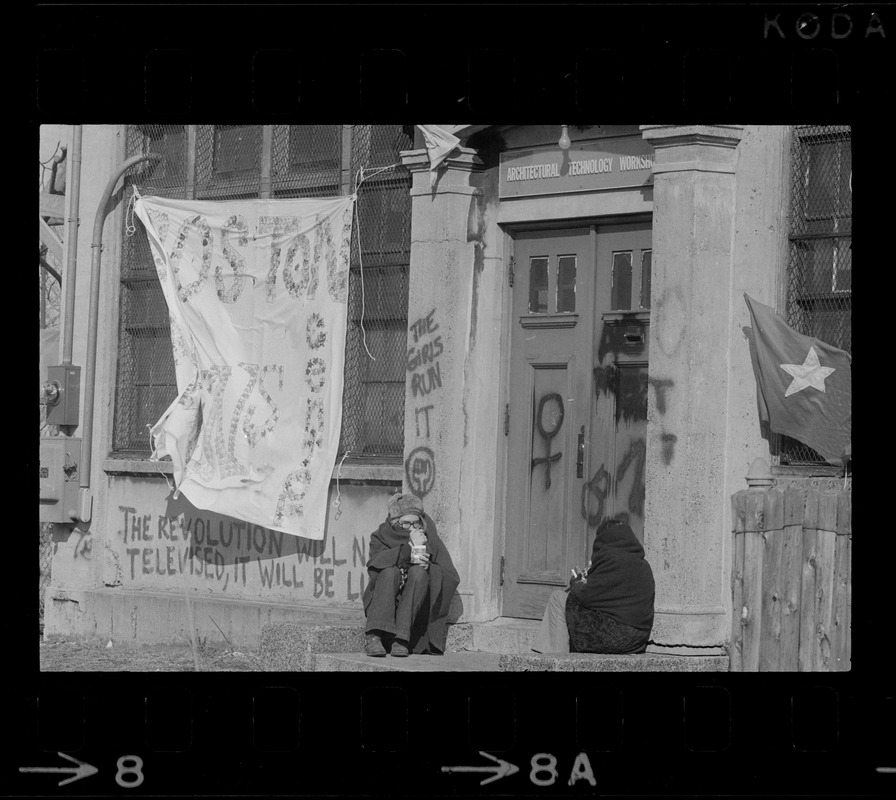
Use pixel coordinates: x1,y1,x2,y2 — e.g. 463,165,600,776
580,440,645,531
531,393,565,490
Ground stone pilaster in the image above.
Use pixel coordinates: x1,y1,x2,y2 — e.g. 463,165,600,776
400,147,500,622
640,125,745,652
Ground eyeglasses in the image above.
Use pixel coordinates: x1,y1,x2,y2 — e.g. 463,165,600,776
396,518,422,529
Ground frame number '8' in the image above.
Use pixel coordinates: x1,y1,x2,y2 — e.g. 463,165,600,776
115,755,145,788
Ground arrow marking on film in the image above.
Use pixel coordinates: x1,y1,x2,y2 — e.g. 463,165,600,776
19,751,99,786
441,750,519,785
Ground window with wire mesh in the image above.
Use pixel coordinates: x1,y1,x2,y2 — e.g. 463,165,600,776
113,124,187,453
113,124,412,459
780,125,851,466
339,125,414,458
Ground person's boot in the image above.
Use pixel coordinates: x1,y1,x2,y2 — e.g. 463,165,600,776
390,639,409,657
365,633,386,657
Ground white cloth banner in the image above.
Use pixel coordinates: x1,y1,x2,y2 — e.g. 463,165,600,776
135,194,355,540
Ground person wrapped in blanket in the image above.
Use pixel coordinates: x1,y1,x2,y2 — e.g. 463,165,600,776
362,493,460,657
532,518,655,654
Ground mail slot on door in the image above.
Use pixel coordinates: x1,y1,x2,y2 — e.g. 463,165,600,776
602,311,650,361
39,437,81,523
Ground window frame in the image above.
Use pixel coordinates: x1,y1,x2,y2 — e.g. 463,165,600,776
774,124,851,471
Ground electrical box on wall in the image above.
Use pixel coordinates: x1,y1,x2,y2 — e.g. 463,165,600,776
45,365,80,426
39,437,81,523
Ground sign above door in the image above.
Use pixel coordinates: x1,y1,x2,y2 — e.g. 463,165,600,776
499,136,654,199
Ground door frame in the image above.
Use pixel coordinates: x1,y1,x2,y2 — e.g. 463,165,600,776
495,213,653,617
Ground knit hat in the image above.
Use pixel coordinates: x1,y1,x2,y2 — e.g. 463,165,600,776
388,492,424,520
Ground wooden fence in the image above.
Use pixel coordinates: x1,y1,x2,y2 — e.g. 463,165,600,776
730,483,851,671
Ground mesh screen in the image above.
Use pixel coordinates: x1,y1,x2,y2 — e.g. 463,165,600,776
114,125,412,458
196,125,262,199
272,125,343,198
114,124,186,453
340,125,413,458
782,125,851,465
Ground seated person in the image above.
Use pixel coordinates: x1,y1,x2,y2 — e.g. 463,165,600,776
532,518,655,655
362,493,459,657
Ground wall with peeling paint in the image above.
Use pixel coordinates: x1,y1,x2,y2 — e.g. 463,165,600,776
44,125,126,611
45,469,401,644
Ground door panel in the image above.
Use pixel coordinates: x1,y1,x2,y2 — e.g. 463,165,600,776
504,229,593,619
504,222,652,619
591,224,652,544
522,361,573,582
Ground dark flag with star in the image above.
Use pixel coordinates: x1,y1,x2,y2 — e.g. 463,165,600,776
744,294,851,466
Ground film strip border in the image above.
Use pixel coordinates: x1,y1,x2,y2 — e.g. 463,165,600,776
32,5,892,118
9,681,894,796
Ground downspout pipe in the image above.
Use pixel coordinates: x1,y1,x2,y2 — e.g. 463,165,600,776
61,126,82,365
79,152,162,504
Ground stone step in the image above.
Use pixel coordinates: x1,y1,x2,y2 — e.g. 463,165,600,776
313,651,727,672
313,651,504,672
259,617,729,672
500,652,729,672
259,617,539,670
468,618,540,653
260,622,366,671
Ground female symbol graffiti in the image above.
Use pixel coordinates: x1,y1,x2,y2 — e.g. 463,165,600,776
531,392,565,490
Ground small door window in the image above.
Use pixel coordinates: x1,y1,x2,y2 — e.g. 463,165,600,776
528,254,577,314
557,255,577,313
640,249,652,309
528,257,549,313
611,248,653,310
611,251,633,310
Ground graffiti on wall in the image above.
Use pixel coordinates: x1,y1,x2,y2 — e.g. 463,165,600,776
406,309,443,498
115,506,370,601
73,530,93,560
405,447,436,499
649,376,677,466
408,309,443,398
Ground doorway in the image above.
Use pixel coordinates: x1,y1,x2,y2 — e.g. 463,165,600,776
502,220,652,619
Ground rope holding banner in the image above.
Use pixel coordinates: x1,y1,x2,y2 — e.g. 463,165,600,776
146,423,176,494
349,190,375,361
331,450,352,520
125,185,141,237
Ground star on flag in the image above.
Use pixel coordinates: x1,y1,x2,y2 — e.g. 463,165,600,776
780,346,836,397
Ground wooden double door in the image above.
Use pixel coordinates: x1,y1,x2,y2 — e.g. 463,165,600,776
503,221,652,619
